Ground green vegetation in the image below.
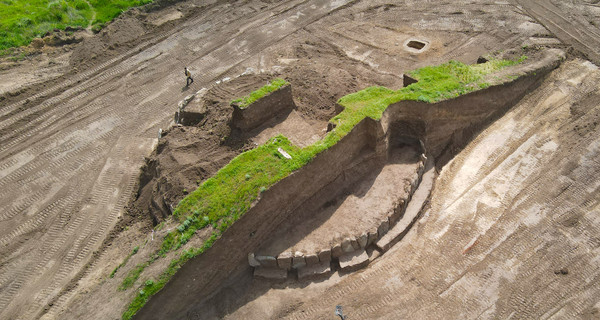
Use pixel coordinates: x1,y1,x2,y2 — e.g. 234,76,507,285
110,245,139,278
231,78,289,108
0,0,153,53
119,261,148,290
121,57,526,319
121,231,219,320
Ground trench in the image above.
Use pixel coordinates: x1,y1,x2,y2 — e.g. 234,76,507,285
132,49,564,319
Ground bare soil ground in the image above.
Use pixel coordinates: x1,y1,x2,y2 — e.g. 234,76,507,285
0,0,597,319
514,0,600,64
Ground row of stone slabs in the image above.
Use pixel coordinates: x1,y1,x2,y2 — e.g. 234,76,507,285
250,233,378,281
249,156,435,281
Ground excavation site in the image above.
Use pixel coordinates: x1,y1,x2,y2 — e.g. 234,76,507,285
0,1,599,320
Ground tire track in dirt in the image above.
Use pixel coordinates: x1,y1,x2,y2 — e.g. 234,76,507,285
0,0,300,123
0,140,130,317
24,156,141,319
0,196,75,247
0,78,161,195
514,0,600,64
0,191,79,309
38,172,139,320
1,0,363,318
0,183,55,221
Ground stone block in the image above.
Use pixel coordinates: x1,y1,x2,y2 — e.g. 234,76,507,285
256,255,277,268
378,220,390,237
351,238,360,251
297,262,331,281
292,252,306,269
368,248,381,262
341,238,354,253
357,233,368,249
254,267,287,280
318,249,332,262
305,253,319,266
339,250,370,271
331,244,343,258
399,199,406,210
367,230,378,246
248,253,260,267
277,252,293,270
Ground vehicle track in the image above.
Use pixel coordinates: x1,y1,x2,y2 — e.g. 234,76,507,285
0,0,365,318
514,0,600,64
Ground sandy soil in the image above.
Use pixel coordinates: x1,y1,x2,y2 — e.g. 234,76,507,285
515,0,600,64
0,0,597,319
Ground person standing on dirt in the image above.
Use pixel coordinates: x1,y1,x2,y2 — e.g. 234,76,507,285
185,67,194,86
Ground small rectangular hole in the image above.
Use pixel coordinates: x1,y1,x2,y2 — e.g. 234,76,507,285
407,40,426,50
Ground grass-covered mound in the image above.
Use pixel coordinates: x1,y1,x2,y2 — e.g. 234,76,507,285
0,0,153,53
121,56,525,319
231,78,289,108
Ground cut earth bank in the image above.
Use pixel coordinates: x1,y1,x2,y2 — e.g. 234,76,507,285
2,1,592,319
130,48,565,319
196,56,600,320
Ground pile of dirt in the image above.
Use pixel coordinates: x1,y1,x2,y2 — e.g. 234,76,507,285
69,9,154,69
128,33,405,227
69,1,210,69
129,79,245,225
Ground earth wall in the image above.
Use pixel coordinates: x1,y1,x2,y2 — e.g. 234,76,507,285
231,85,297,132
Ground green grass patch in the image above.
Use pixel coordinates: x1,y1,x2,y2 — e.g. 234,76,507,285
121,231,220,320
121,57,526,318
0,0,153,52
110,245,139,278
231,78,289,108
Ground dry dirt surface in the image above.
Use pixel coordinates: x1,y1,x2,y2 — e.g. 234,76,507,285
0,0,598,320
514,0,600,64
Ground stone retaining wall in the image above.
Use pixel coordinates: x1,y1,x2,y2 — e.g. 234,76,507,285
249,150,426,278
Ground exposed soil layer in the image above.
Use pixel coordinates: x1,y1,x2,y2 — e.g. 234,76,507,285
134,49,562,319
0,0,595,319
257,145,420,257
200,58,600,320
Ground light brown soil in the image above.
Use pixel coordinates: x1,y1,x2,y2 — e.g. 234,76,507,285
0,0,597,319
